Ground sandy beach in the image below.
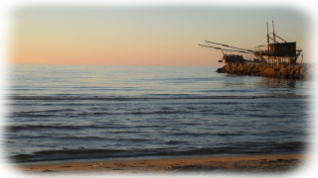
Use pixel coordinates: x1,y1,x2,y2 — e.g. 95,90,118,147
14,154,305,176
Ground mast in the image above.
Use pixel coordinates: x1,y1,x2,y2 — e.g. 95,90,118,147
266,22,269,44
272,20,275,43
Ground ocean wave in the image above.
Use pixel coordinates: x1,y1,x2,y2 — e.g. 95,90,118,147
9,95,306,101
9,148,128,163
9,141,306,163
8,95,247,101
6,124,167,132
7,125,85,132
0,103,16,107
172,132,242,137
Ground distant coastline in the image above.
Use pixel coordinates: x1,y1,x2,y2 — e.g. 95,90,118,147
216,63,316,80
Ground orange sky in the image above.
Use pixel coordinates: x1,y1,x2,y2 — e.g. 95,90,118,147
10,6,309,66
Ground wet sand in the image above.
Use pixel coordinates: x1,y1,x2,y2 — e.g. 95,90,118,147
13,154,306,175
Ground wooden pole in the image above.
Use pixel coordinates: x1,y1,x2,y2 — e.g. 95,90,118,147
272,20,275,43
267,22,269,44
300,54,303,65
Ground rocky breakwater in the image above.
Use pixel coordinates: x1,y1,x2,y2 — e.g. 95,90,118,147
216,63,316,80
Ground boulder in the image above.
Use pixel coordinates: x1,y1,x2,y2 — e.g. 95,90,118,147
263,68,276,77
215,63,313,80
299,68,305,75
216,68,224,73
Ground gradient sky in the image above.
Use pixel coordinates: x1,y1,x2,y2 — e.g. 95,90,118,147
10,6,309,66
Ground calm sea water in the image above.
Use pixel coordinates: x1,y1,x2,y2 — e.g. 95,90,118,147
5,65,313,163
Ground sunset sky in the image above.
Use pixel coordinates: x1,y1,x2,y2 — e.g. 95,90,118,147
10,6,309,66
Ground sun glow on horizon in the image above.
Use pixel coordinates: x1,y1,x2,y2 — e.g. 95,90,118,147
10,6,309,66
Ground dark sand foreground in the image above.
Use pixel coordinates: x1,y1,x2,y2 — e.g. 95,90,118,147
14,154,305,175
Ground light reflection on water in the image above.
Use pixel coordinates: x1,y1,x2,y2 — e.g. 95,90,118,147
5,65,313,163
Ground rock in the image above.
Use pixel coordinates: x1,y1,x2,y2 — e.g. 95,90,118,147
215,63,313,80
263,68,276,77
292,70,299,79
216,68,223,73
300,68,305,75
279,68,287,78
224,65,230,71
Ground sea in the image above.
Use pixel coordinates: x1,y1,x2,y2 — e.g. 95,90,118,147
4,65,314,163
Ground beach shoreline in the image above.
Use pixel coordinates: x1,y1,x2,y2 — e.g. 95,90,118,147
13,153,305,175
